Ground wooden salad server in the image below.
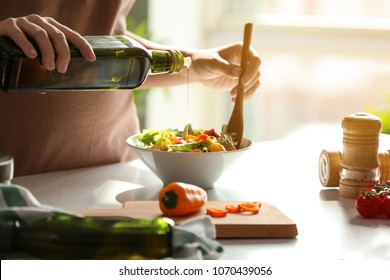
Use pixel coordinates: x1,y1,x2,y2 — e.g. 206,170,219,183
226,23,253,148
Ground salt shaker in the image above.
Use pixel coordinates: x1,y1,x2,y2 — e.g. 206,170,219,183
339,113,382,199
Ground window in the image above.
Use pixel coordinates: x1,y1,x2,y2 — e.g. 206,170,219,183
145,0,390,141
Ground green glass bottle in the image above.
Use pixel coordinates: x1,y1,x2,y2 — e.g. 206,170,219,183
0,35,191,92
0,211,173,260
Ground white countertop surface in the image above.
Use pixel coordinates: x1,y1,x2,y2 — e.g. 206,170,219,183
12,125,390,260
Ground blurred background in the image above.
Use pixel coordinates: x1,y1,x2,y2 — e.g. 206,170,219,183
128,0,390,142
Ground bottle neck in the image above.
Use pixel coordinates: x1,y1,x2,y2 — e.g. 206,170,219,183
149,50,191,75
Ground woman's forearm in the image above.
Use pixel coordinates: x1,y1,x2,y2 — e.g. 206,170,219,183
125,31,261,100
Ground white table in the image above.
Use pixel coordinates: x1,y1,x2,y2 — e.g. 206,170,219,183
12,125,390,260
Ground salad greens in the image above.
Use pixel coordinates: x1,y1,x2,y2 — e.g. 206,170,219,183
136,124,237,152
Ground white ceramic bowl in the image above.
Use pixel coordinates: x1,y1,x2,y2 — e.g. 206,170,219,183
126,134,253,189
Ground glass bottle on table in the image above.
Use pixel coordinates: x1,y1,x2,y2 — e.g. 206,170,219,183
1,174,173,259
0,211,173,260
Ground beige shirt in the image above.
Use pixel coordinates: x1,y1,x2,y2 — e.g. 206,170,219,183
0,0,140,176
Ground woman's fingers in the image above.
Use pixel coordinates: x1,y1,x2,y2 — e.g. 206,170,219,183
19,15,59,71
241,49,261,85
47,18,96,62
231,70,261,101
0,18,39,59
0,15,96,73
216,42,261,101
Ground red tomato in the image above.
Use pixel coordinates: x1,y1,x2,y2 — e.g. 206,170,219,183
197,134,209,142
381,195,390,219
355,193,382,218
204,129,220,139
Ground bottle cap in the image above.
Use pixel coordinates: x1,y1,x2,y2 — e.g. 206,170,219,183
183,56,192,69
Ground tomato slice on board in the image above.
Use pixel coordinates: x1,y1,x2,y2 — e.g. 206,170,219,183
238,202,261,214
225,204,240,213
206,208,228,218
207,202,262,218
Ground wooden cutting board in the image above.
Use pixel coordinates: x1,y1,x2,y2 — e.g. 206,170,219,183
73,201,298,239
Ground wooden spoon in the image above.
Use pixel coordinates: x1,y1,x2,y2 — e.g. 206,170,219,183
226,23,253,148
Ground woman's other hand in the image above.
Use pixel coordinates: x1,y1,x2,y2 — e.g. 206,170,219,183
191,42,261,102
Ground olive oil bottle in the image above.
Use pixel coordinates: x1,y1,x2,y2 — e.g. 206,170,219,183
0,35,191,92
0,212,173,260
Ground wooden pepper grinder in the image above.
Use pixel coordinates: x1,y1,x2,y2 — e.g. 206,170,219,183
339,112,382,199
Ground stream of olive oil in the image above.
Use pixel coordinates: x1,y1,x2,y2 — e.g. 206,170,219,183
186,68,190,125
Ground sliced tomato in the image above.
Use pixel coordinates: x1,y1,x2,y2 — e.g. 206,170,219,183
238,202,261,214
206,207,228,218
225,204,240,213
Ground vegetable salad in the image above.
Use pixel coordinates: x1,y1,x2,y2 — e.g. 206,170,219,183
136,124,237,152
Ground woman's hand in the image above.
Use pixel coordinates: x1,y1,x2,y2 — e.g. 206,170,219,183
190,42,261,101
0,14,95,73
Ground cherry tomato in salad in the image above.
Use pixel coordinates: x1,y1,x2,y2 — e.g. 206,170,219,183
204,129,220,139
195,134,209,143
355,192,382,218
